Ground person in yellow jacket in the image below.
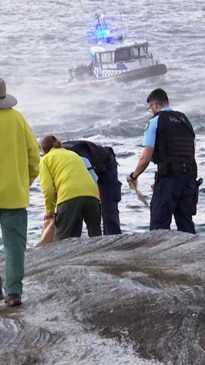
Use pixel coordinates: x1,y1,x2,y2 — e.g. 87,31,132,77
0,78,40,307
40,135,102,240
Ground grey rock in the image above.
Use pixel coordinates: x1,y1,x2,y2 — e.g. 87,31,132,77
1,230,205,365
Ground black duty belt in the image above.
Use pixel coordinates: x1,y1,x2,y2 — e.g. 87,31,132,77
157,162,194,177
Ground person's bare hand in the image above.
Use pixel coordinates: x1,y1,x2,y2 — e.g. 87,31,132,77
44,213,54,220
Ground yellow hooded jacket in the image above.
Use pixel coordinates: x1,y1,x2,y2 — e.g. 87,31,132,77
40,148,100,215
0,109,40,208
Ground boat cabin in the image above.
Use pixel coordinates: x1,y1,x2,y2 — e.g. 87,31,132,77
90,41,150,65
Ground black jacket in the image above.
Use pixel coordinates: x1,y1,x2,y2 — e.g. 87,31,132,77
62,140,116,175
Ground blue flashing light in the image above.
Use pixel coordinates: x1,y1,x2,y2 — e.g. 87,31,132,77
96,28,110,37
87,11,124,45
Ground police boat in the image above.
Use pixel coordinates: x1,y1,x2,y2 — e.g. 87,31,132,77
68,11,167,84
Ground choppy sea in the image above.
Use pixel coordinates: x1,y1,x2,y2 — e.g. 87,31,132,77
1,0,205,247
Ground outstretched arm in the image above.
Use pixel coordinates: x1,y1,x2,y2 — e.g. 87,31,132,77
127,146,154,182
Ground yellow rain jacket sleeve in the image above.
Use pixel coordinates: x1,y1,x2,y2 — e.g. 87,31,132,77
24,121,40,186
0,108,40,208
40,148,100,215
40,157,57,216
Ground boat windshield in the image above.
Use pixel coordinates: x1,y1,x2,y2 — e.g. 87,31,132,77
114,44,149,62
115,48,132,62
99,52,115,64
93,43,149,64
135,44,148,57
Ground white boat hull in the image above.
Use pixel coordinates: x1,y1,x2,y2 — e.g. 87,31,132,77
68,63,167,84
108,63,167,82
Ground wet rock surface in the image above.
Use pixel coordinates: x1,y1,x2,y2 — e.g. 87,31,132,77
1,230,205,365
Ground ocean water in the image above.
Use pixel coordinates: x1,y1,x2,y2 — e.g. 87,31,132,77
1,0,205,247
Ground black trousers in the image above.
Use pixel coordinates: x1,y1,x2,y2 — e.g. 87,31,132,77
98,162,122,235
150,173,197,234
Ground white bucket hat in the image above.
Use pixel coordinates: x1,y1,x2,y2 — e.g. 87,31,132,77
0,78,17,109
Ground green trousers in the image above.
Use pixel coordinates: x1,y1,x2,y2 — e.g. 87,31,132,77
54,197,102,241
0,209,27,295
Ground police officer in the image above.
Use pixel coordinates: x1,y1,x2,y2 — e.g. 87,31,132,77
63,140,122,235
127,88,199,234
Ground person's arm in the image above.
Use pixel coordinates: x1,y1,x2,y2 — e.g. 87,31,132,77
127,115,158,183
127,147,154,182
24,121,40,185
40,158,57,216
82,157,98,182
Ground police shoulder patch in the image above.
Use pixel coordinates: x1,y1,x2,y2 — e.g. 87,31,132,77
144,120,150,131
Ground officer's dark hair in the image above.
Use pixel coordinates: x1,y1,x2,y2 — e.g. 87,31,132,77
147,88,169,106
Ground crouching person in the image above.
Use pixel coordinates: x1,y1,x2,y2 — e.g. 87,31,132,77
62,140,122,235
39,135,102,241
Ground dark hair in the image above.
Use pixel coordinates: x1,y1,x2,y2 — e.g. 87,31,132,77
41,135,62,154
147,88,169,105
